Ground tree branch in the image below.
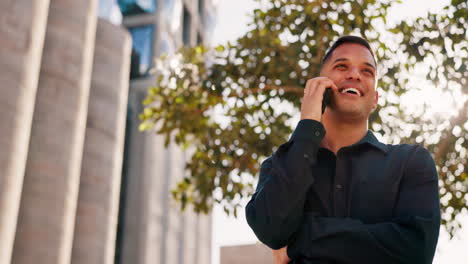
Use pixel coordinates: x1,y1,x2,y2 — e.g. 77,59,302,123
226,85,303,97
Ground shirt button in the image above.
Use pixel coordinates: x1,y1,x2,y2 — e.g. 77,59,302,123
336,184,342,189
315,131,321,136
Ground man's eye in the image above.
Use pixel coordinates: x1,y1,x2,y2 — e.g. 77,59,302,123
363,69,374,75
335,64,347,69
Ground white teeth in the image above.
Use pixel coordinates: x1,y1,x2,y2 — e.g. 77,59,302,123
341,88,361,96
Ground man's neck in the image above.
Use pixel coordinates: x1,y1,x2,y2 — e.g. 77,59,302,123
320,112,368,155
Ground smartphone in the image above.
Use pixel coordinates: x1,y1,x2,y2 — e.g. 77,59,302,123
321,88,332,114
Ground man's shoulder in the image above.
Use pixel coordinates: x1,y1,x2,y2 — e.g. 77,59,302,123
384,143,429,156
384,143,436,170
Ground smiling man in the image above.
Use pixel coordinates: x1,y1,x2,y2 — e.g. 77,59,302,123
246,36,441,264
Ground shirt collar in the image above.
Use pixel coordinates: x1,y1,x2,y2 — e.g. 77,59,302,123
350,130,389,154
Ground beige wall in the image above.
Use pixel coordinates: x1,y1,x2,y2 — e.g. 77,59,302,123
12,0,98,263
0,0,216,263
0,1,50,263
221,244,273,264
71,18,131,264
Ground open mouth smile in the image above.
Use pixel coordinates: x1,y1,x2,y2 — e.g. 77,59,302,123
339,87,363,97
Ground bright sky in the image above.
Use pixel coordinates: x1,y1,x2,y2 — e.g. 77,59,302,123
210,1,467,264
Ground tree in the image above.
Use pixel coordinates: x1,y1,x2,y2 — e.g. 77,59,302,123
139,0,467,235
389,0,467,236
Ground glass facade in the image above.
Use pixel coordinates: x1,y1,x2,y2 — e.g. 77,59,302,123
128,25,155,78
98,0,123,24
198,0,204,21
161,33,175,55
163,0,182,33
197,33,202,45
115,1,217,263
118,0,156,16
182,6,191,45
203,8,216,39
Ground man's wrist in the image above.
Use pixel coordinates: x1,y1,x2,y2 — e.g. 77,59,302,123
300,115,321,122
291,119,326,142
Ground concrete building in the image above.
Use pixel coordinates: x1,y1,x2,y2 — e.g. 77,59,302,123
12,1,98,263
0,0,216,263
114,1,217,264
221,244,273,264
0,1,50,263
71,19,131,264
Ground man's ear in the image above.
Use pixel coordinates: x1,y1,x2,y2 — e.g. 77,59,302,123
372,90,379,110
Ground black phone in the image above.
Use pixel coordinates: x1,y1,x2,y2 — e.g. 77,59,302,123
321,88,332,114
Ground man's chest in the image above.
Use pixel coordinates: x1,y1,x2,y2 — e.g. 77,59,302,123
304,151,406,223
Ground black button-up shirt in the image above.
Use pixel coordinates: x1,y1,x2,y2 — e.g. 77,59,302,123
246,120,440,264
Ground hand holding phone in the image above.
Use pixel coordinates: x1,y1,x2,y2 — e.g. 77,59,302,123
301,78,337,122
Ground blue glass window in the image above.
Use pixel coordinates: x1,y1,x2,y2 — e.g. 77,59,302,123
128,25,155,78
161,33,175,55
182,6,191,45
198,0,204,19
203,9,216,37
197,33,202,45
118,0,156,16
163,0,182,33
98,0,123,24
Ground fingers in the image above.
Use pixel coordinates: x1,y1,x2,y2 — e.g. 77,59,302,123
300,77,337,121
314,78,337,94
304,77,337,98
304,85,310,97
304,79,313,97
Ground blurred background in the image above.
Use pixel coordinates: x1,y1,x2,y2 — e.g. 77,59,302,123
0,0,466,264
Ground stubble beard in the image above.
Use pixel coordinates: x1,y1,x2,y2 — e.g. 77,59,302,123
328,94,373,123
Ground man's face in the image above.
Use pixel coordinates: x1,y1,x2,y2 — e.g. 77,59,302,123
320,43,378,119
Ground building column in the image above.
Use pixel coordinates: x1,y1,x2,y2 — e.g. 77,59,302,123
116,90,151,264
12,0,97,263
71,19,131,264
181,155,198,264
197,212,213,264
0,1,50,263
165,144,184,264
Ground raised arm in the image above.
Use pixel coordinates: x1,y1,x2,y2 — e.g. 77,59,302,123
245,119,325,249
246,77,336,250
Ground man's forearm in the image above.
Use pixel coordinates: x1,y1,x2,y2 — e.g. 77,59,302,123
287,150,441,264
287,214,440,264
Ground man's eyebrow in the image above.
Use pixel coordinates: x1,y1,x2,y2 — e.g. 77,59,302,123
332,58,376,70
332,58,348,64
364,62,376,70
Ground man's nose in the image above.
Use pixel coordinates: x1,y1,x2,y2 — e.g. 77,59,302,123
346,67,361,80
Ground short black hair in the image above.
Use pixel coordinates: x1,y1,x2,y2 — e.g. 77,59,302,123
320,35,377,68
